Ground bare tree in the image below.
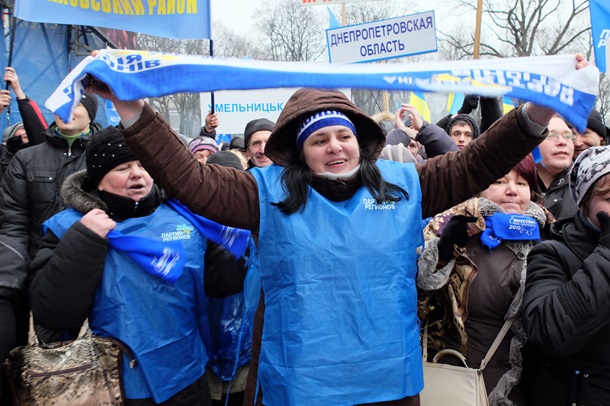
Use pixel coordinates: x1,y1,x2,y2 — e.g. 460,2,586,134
441,0,590,58
254,0,326,62
213,22,268,59
134,35,209,137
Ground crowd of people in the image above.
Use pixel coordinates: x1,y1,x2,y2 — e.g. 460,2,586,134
1,53,609,406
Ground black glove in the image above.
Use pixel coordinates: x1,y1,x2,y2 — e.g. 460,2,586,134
6,135,27,155
438,215,478,262
458,95,479,115
597,211,610,249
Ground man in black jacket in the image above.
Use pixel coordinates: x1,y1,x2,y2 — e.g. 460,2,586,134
0,91,101,403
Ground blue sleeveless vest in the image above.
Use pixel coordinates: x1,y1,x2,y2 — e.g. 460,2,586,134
44,204,210,403
250,160,424,405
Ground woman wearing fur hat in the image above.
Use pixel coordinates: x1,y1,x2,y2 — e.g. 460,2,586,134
27,126,249,405
85,54,587,405
417,154,551,405
522,146,610,405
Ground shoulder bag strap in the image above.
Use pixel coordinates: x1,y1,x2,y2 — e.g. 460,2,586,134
479,318,513,371
422,321,429,362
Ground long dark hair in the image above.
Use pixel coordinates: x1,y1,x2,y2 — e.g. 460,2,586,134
272,149,409,214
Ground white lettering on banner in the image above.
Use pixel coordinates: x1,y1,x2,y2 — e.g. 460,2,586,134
598,29,610,48
99,52,161,72
326,10,437,64
384,69,576,107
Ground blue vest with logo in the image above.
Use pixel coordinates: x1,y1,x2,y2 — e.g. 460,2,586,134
251,160,424,405
44,204,210,403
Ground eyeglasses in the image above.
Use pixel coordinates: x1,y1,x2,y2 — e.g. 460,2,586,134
546,131,576,143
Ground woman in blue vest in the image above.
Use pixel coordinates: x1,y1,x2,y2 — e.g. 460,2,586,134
28,126,249,405
87,49,587,403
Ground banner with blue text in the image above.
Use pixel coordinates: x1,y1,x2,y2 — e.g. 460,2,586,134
45,50,599,132
14,0,211,40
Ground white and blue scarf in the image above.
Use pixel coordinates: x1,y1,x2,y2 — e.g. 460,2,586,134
45,50,599,133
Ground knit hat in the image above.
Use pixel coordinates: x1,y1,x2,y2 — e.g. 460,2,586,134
244,118,275,149
297,110,356,151
86,126,137,188
570,145,610,206
229,136,245,151
206,151,243,170
2,122,24,143
385,129,412,147
188,136,219,154
586,109,609,144
445,114,480,139
80,92,99,122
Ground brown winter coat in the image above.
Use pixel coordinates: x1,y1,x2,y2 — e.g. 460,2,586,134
121,88,547,405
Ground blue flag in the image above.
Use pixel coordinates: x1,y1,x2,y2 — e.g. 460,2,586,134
328,7,341,29
15,0,211,40
590,0,610,72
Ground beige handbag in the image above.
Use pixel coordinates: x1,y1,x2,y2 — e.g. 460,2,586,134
3,317,133,406
420,319,513,406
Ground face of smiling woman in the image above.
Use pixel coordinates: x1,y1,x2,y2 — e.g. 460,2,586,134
98,160,154,201
301,125,360,175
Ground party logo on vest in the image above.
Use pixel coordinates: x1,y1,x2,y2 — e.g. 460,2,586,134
161,224,194,241
362,198,396,210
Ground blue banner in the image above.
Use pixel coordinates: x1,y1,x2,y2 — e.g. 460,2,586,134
14,0,211,40
590,0,610,72
45,50,599,133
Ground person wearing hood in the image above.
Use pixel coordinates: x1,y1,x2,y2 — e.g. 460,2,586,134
522,145,610,405
27,127,248,405
0,91,102,401
86,54,586,406
445,113,481,150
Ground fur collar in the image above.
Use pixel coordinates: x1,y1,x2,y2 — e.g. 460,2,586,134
61,170,108,214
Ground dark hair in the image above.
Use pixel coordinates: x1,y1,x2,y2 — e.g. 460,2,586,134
271,149,409,214
512,154,539,198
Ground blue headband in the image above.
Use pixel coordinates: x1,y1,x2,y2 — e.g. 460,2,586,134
297,110,357,151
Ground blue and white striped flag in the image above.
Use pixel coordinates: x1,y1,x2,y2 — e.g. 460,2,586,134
45,50,599,133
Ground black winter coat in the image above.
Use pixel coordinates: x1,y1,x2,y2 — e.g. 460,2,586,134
522,214,610,406
539,169,578,222
0,124,101,294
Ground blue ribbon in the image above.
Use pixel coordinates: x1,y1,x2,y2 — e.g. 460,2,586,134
106,230,186,284
480,212,540,250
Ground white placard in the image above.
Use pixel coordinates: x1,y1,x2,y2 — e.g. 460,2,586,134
200,88,351,134
326,11,437,64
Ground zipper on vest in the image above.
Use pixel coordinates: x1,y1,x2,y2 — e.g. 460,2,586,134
133,201,139,214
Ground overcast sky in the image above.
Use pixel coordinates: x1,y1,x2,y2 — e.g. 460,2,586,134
209,0,448,37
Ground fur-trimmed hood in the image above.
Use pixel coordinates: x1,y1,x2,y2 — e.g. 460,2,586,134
61,170,109,214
